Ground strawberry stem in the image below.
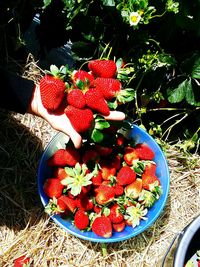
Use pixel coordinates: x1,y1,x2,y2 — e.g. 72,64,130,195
101,243,108,257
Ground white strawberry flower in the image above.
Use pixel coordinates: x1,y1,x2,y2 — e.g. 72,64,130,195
124,203,148,228
129,11,141,26
61,163,93,196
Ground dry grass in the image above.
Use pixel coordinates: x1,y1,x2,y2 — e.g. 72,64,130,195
0,58,199,267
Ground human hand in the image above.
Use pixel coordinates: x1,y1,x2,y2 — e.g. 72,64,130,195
28,85,125,148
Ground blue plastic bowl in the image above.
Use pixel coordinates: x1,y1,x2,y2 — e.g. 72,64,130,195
37,124,170,243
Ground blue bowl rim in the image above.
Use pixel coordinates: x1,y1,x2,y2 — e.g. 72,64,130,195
37,124,170,243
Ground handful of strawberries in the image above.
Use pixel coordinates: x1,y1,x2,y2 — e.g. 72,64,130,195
43,129,162,239
39,58,134,139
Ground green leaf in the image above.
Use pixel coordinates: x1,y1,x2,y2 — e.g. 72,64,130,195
43,0,52,8
102,0,115,6
95,121,110,130
50,65,59,76
167,79,188,103
185,79,200,106
91,129,104,143
192,56,200,79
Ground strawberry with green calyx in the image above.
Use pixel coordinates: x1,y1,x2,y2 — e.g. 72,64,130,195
99,159,116,181
123,146,139,166
93,77,135,106
93,78,122,100
44,196,73,215
14,255,31,267
138,189,156,208
74,209,90,230
125,178,143,199
116,166,136,186
135,143,155,160
71,70,94,89
143,161,157,175
124,203,148,228
85,87,110,116
43,178,64,198
47,147,80,167
64,105,94,133
142,172,162,197
67,88,86,109
61,163,94,196
91,215,113,238
39,65,69,112
95,184,115,205
91,170,103,186
112,221,126,232
88,59,117,78
108,204,124,224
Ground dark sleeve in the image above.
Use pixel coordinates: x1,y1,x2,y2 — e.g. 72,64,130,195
0,67,35,114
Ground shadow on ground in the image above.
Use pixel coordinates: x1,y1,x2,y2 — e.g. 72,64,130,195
0,110,44,230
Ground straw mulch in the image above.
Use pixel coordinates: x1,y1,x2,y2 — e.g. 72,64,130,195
0,60,199,267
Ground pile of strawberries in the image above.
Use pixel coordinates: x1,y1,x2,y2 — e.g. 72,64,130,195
39,59,134,134
43,131,162,238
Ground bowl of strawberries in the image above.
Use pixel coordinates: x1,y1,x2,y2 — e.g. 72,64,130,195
37,123,170,243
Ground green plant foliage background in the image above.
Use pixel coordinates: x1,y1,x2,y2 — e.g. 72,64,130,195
1,0,199,152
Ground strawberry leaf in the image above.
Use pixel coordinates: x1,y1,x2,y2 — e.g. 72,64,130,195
50,64,60,76
91,128,104,143
95,120,110,130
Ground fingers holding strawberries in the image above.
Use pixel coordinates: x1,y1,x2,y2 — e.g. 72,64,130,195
29,59,135,147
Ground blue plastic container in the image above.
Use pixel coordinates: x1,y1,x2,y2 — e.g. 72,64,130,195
37,124,170,243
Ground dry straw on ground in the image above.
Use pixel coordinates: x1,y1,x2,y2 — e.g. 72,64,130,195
0,58,199,267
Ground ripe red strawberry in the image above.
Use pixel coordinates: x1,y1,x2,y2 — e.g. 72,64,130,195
114,184,124,196
112,221,126,232
91,171,103,186
94,144,113,157
53,167,68,180
57,195,69,211
43,178,64,198
74,209,89,230
116,166,136,186
143,162,157,175
95,184,115,205
65,105,94,133
39,74,66,112
47,148,80,167
85,88,110,116
116,133,125,146
14,255,31,267
142,173,160,191
76,197,94,211
67,89,86,109
72,70,94,89
135,143,155,160
125,179,143,199
108,204,124,224
57,195,77,213
88,59,117,78
100,160,116,180
82,149,100,164
124,146,139,165
110,155,121,170
94,77,122,100
92,216,112,238
93,205,102,214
